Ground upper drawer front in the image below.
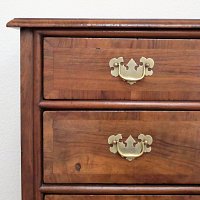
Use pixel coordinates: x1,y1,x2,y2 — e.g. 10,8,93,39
45,196,199,200
43,111,200,184
44,37,200,100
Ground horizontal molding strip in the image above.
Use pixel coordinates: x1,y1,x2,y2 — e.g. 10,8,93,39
40,185,200,195
39,101,200,110
36,30,200,39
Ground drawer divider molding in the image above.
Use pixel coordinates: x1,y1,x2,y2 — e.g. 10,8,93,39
39,101,200,110
40,185,200,195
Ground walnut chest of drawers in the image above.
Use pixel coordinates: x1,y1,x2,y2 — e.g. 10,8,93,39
7,18,200,200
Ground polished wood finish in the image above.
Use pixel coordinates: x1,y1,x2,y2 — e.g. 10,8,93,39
43,111,200,184
33,31,43,200
39,29,200,37
39,100,200,110
20,28,34,200
44,37,200,100
45,195,200,200
40,185,200,195
7,18,200,29
9,19,200,200
37,29,200,39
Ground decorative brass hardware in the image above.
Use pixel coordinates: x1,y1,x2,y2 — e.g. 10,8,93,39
108,134,153,161
109,57,154,85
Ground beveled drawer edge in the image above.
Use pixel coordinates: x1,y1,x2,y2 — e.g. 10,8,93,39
39,100,200,110
40,184,200,195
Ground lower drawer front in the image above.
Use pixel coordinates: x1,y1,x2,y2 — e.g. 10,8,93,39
43,111,200,184
45,195,199,200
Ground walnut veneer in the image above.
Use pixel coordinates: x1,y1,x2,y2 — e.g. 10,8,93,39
7,18,200,200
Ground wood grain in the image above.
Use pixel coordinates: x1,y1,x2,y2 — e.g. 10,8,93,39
10,19,200,199
39,100,200,110
33,31,43,200
20,28,34,200
43,111,200,184
45,195,200,200
44,37,200,100
7,18,200,29
36,29,200,39
40,185,200,195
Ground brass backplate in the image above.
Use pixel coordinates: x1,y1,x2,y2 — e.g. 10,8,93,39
109,57,154,85
108,134,153,161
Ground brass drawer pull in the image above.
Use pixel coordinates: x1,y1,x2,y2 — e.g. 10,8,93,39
109,57,154,85
108,134,153,161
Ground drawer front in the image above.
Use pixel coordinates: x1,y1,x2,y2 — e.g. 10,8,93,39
43,111,200,184
44,37,200,100
45,195,199,200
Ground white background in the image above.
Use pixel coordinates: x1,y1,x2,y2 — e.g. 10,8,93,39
1,0,200,199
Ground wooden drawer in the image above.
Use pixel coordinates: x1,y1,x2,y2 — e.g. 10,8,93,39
43,111,200,184
45,195,200,200
44,37,200,101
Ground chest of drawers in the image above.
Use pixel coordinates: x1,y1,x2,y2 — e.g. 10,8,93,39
7,18,200,200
